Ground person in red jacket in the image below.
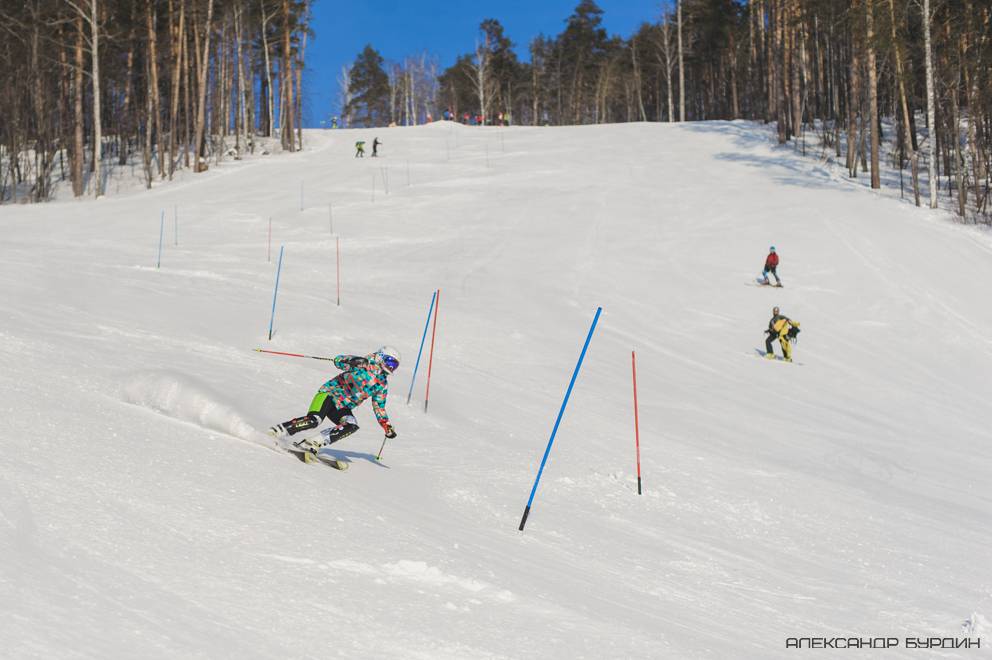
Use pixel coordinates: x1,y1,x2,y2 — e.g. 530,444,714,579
761,246,781,286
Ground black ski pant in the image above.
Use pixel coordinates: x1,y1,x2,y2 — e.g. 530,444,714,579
282,394,353,436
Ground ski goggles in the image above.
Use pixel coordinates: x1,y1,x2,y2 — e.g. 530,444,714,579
382,355,399,372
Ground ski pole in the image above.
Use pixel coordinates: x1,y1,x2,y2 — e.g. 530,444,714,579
376,435,388,460
254,348,336,361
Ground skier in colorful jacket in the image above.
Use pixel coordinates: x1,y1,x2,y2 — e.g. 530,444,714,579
271,347,399,444
765,307,800,361
762,246,781,286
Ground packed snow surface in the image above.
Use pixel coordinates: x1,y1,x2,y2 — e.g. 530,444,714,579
2,121,991,659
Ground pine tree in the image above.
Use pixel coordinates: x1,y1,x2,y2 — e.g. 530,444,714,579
346,45,390,127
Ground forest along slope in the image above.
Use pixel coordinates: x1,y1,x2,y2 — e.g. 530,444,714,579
1,121,991,659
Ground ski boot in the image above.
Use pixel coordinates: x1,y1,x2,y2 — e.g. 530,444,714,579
321,416,360,446
270,414,320,439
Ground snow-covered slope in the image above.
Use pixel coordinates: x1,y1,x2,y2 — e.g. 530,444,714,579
2,121,991,659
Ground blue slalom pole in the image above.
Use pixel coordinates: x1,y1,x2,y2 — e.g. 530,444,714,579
519,306,602,531
406,290,437,405
157,210,164,269
268,245,284,341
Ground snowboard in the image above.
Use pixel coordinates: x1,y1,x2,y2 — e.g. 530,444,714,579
285,438,349,470
753,348,801,365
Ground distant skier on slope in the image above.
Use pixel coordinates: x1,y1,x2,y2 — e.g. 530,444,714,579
760,246,782,286
372,137,382,157
355,141,366,158
270,347,400,449
765,306,800,361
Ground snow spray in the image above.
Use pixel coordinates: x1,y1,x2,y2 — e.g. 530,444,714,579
519,307,603,531
406,290,438,405
632,350,642,495
423,289,441,413
268,245,284,341
122,371,263,444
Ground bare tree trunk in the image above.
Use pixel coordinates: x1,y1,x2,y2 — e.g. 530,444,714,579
295,29,305,149
147,2,163,176
789,4,802,140
193,0,214,171
677,0,685,121
90,0,102,197
260,0,275,137
280,0,294,151
865,0,880,189
631,37,647,121
888,0,919,205
72,15,84,197
775,0,787,143
168,0,185,178
847,0,861,176
922,0,938,207
118,24,135,167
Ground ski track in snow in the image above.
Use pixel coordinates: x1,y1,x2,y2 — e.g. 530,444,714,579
2,121,992,659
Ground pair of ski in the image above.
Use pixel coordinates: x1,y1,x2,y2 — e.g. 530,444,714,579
285,437,349,470
755,277,784,287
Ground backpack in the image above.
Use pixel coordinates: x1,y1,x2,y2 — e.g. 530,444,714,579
786,325,801,342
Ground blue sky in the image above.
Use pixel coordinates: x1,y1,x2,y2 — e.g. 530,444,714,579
303,0,666,126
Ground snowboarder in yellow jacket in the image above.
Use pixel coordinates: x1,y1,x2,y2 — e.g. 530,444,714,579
765,306,800,361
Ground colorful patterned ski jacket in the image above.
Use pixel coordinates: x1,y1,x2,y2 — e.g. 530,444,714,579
318,353,391,430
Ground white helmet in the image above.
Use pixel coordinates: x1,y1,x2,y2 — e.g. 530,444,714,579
377,345,401,372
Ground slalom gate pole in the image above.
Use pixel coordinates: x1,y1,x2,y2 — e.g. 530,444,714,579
632,350,642,495
268,245,284,341
518,307,602,531
254,348,335,361
336,237,341,306
376,436,388,461
157,210,164,269
406,290,437,405
423,289,441,413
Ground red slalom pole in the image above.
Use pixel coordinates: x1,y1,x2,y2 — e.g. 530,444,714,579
423,289,440,413
632,350,642,495
336,236,341,306
254,348,335,361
